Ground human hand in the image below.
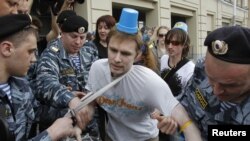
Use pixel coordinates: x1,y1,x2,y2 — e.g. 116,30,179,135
150,109,161,117
73,126,82,141
46,117,78,141
65,0,74,10
72,91,86,99
68,97,94,129
66,86,72,91
151,115,178,135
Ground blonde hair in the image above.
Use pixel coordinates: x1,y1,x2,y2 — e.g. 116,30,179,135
107,27,143,53
149,26,170,45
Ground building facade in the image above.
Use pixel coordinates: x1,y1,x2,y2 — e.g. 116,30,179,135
74,0,248,60
33,0,248,60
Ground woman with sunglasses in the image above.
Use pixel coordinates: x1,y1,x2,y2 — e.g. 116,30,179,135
161,22,195,97
150,26,170,64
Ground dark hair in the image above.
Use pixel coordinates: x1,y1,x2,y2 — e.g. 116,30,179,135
94,15,116,42
165,29,191,58
86,32,93,41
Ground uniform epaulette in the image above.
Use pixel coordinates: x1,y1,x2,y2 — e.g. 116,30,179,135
50,45,59,52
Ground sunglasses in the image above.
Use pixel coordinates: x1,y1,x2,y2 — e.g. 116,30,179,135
158,34,167,38
166,40,181,46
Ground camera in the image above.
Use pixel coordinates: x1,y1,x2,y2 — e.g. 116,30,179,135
76,0,85,4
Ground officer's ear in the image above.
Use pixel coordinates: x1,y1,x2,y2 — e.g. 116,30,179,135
0,41,15,57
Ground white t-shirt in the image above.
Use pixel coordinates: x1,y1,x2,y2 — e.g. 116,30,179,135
86,59,179,141
160,55,195,95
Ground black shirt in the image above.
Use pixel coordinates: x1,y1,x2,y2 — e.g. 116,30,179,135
94,39,108,59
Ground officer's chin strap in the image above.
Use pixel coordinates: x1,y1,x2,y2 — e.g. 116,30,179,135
64,73,128,141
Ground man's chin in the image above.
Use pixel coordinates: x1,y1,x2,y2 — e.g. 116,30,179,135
216,95,230,102
111,71,123,78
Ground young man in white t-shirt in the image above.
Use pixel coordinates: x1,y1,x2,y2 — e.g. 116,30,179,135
85,8,202,141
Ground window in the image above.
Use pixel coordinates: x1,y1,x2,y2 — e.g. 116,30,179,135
237,0,242,7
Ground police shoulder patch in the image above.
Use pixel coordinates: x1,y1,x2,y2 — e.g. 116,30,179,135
195,88,208,109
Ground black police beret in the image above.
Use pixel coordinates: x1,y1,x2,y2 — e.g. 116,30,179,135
204,26,250,64
0,14,32,39
57,10,76,25
61,15,88,34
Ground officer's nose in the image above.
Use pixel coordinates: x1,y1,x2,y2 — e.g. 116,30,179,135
100,27,105,32
75,37,82,45
11,6,19,14
167,43,174,49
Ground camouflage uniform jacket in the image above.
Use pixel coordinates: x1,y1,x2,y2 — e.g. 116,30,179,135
178,58,250,140
35,39,100,140
35,38,98,108
0,77,51,141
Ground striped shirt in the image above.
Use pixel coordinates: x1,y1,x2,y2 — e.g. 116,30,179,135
220,101,236,112
69,55,81,73
0,83,11,103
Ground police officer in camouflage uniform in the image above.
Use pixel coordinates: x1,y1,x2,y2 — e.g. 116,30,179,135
0,14,78,141
178,26,250,140
34,15,99,139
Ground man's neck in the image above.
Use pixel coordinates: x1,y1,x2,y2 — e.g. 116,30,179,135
231,91,250,104
0,64,9,84
169,55,182,68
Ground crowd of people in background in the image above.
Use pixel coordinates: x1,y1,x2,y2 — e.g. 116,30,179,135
1,0,250,141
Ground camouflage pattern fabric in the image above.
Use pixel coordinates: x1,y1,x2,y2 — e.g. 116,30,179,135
0,77,51,141
33,38,100,140
35,38,98,107
178,58,250,140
